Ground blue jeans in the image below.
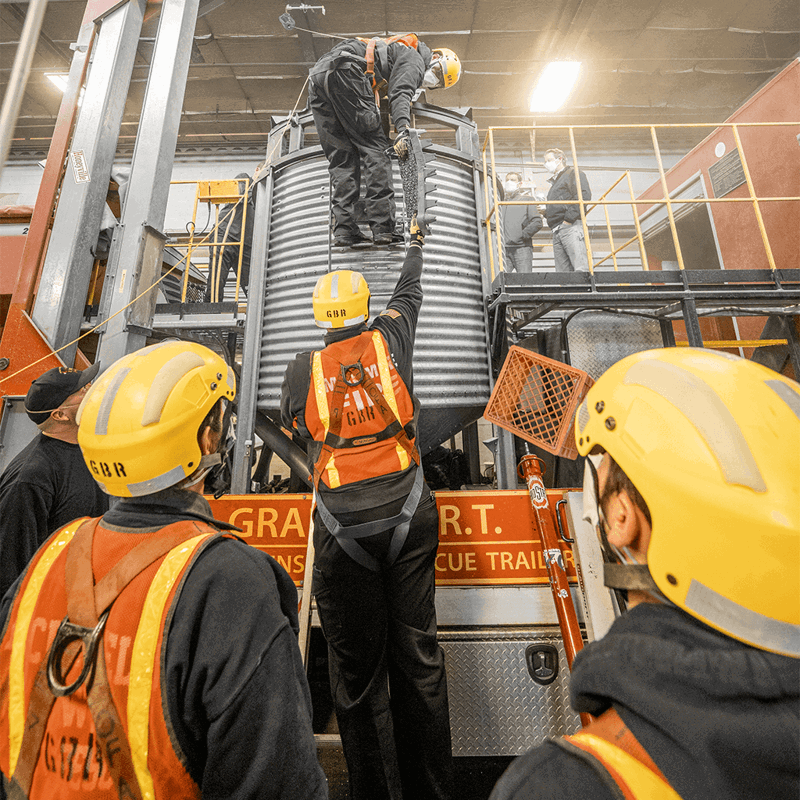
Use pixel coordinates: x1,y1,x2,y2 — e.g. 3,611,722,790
506,245,533,273
553,223,589,272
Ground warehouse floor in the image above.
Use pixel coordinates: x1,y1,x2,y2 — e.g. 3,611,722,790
316,747,514,800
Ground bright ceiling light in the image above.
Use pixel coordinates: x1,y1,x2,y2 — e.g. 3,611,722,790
46,73,69,92
529,62,581,112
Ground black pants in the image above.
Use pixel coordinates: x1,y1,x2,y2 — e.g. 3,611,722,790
313,492,453,800
308,63,395,239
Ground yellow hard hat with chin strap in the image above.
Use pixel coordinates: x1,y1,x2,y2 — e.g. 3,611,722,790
431,48,461,88
313,270,370,329
77,341,236,497
574,347,800,658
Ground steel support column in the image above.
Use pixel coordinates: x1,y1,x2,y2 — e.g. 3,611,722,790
494,426,519,490
30,0,146,363
232,174,272,494
95,0,201,365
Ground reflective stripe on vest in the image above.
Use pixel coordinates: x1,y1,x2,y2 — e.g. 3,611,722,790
564,732,682,800
311,350,341,488
127,533,211,799
372,332,410,471
310,330,412,489
7,519,82,776
2,524,214,799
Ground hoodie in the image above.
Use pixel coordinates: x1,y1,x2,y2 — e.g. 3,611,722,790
490,603,800,800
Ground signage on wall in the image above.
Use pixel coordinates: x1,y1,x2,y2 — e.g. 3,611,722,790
207,491,578,587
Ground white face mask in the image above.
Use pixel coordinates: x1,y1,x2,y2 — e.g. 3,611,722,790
422,68,440,89
544,158,560,173
503,181,519,193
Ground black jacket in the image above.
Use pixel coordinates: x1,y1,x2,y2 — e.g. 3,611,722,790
545,166,591,228
503,188,543,247
490,603,800,800
312,38,433,131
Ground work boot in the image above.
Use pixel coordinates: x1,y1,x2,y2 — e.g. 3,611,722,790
333,232,372,249
373,230,405,246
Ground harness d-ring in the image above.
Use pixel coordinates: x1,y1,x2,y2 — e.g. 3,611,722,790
341,361,364,387
46,609,110,697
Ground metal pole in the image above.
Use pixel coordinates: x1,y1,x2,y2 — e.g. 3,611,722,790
95,0,202,365
650,125,686,271
231,173,272,494
568,127,594,271
0,0,49,179
731,124,777,271
31,0,147,363
626,170,649,270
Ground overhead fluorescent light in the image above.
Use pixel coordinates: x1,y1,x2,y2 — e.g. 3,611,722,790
529,62,581,112
46,73,69,92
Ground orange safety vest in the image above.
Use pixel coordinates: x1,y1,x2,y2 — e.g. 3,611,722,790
560,708,683,800
0,516,226,799
305,329,419,491
357,33,419,101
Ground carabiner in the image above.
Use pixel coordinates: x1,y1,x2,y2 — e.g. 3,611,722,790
46,610,110,697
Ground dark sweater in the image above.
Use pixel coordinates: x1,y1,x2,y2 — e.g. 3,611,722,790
490,603,800,800
0,434,109,597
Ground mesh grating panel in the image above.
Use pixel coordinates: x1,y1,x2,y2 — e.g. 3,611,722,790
485,347,593,459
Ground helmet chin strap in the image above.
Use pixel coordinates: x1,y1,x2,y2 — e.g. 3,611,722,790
181,453,222,490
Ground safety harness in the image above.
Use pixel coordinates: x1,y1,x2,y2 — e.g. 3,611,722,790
358,33,419,103
4,518,222,800
310,331,422,572
556,708,682,799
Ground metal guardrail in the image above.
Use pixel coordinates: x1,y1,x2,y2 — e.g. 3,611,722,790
480,122,800,282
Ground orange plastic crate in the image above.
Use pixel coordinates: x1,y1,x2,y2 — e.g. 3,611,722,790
484,347,594,460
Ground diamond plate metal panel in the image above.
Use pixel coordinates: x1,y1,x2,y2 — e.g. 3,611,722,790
565,311,664,380
439,629,580,756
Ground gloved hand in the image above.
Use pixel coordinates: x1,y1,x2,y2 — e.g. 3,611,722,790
409,215,424,247
393,129,410,159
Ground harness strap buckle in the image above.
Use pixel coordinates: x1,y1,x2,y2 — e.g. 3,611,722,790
46,609,110,697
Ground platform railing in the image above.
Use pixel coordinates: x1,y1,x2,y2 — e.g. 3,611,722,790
481,122,800,283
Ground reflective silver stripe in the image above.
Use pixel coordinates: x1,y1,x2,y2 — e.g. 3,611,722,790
226,365,235,393
141,352,205,427
766,379,800,420
350,271,361,293
95,367,131,435
126,465,186,496
576,399,589,434
623,360,766,492
685,579,800,657
330,272,339,299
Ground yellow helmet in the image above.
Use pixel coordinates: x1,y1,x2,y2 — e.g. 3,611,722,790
574,347,800,657
312,270,370,329
76,341,236,497
431,48,461,88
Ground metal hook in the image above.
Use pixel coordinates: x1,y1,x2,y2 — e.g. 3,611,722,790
46,610,109,697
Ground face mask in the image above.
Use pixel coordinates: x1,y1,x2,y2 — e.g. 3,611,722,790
545,159,559,173
422,68,440,89
503,181,519,193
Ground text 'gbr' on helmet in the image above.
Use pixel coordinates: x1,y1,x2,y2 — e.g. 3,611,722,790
574,347,800,658
313,270,371,329
76,341,236,498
